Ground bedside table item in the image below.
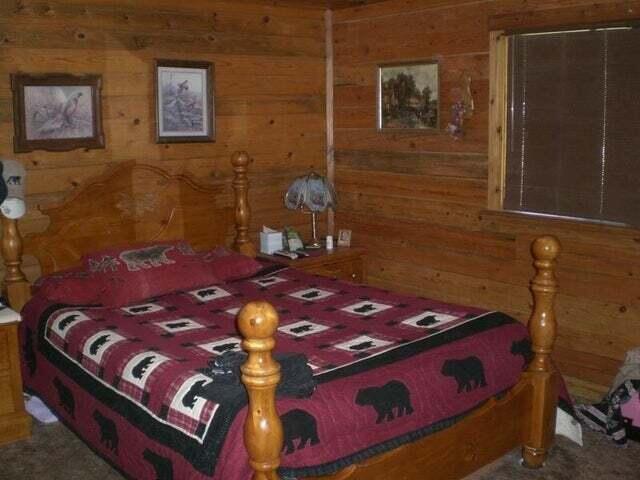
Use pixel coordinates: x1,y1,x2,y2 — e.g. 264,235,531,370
326,235,334,251
260,227,283,255
0,308,31,446
260,247,364,283
284,172,337,249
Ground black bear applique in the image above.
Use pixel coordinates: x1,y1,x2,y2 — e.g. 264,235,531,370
143,449,174,480
290,324,314,334
197,288,217,298
130,306,152,314
53,377,75,418
354,304,376,314
281,409,320,455
182,380,207,409
441,356,487,393
89,334,111,355
415,315,438,327
355,380,414,423
349,341,374,351
165,321,190,330
132,355,156,380
301,290,321,299
23,327,36,376
93,410,119,454
58,314,81,331
510,338,534,368
213,342,239,354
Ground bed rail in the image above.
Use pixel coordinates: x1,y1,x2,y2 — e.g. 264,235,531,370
238,235,561,479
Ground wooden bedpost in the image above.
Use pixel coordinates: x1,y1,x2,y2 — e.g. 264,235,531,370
522,235,561,468
1,216,31,311
231,151,257,257
238,301,283,480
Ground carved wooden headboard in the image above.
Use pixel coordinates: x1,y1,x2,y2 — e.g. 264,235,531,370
1,151,256,310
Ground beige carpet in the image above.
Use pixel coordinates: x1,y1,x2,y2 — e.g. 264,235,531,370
0,421,638,479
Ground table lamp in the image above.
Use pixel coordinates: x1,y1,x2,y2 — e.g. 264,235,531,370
284,172,337,249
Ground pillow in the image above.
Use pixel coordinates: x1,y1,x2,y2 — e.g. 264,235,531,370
34,268,103,305
83,241,221,307
202,247,262,281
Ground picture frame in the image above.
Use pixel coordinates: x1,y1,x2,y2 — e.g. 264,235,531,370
377,60,439,130
11,73,105,153
337,229,352,247
155,59,215,143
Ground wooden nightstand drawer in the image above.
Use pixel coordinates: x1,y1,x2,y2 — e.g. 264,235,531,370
0,375,16,416
303,257,363,282
0,322,31,445
260,247,365,283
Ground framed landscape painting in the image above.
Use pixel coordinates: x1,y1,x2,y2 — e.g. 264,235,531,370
155,59,215,143
11,73,104,153
377,61,439,130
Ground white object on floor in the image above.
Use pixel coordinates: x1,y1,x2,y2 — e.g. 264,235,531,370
25,395,59,424
556,406,583,446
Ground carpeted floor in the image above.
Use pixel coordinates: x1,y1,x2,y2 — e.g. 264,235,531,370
0,421,638,479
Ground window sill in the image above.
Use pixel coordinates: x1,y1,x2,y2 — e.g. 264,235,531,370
479,208,640,238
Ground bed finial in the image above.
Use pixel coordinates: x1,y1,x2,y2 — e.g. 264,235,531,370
1,216,30,311
231,151,257,257
523,235,560,469
238,301,283,480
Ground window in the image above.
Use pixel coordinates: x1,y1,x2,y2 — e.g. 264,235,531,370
489,27,640,227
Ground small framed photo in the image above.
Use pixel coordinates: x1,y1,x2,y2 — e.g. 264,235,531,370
377,60,439,130
337,229,352,247
11,73,105,153
155,59,215,143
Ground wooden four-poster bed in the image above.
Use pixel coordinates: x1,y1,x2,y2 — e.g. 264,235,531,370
1,152,562,480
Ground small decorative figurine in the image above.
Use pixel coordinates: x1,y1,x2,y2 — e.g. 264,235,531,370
446,73,474,140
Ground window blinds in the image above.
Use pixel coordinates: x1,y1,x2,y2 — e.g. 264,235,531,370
504,28,640,227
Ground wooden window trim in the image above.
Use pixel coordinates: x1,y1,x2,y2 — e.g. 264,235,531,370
487,30,508,211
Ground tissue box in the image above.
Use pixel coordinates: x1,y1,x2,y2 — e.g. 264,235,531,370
260,231,283,255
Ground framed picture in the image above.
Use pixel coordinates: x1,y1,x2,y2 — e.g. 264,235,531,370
337,229,352,247
377,61,439,130
11,73,105,153
155,59,215,143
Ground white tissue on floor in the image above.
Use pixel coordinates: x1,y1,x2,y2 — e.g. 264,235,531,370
25,395,58,424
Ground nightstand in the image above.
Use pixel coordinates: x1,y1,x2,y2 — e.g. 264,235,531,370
0,309,31,446
260,247,365,283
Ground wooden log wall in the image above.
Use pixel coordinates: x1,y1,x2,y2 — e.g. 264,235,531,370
0,0,327,279
333,0,640,400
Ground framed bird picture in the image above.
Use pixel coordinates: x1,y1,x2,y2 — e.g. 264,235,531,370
154,59,215,143
10,73,105,153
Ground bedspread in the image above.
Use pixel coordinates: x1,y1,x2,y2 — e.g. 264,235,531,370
21,265,538,480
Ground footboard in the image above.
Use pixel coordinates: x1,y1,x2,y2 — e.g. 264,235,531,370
238,235,561,480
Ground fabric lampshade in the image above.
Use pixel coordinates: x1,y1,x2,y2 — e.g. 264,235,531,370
284,172,337,212
0,159,26,219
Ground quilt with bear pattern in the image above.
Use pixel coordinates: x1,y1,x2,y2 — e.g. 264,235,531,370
21,264,547,480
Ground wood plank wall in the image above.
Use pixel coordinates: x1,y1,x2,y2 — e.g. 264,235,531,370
333,0,640,399
0,0,326,279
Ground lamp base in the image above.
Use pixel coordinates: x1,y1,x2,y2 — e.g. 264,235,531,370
305,241,322,249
